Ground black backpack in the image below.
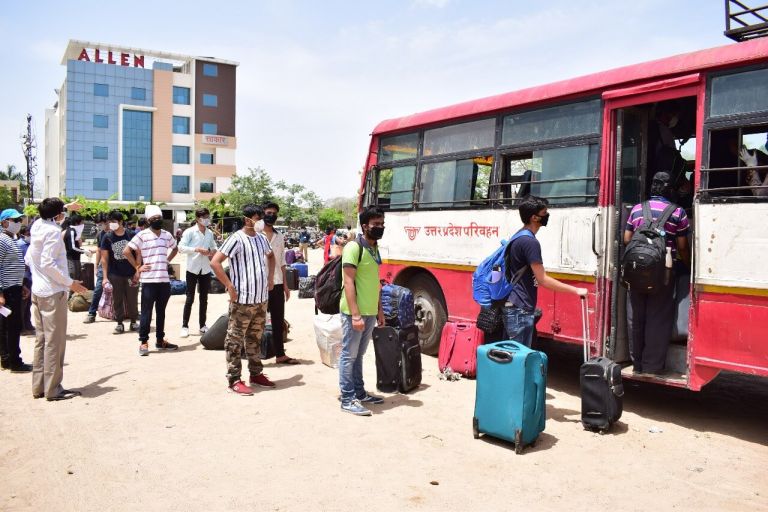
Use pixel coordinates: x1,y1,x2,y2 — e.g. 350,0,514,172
314,241,361,315
621,201,677,294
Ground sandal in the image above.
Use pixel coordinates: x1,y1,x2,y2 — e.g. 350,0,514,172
276,356,300,365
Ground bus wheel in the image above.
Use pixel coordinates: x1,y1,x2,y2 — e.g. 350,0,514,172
410,274,447,356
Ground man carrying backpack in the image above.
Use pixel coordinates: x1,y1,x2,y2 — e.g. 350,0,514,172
623,171,690,376
502,196,588,347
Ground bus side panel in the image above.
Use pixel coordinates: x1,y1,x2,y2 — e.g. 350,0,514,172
690,291,768,389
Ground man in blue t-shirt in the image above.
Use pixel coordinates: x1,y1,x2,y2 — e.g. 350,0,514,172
503,196,588,347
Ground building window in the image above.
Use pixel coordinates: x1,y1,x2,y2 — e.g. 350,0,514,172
173,86,190,105
203,94,218,107
122,110,153,201
93,178,108,191
93,115,108,128
172,116,190,134
131,87,146,100
203,63,218,77
200,153,214,165
93,146,108,159
200,181,214,193
172,175,190,194
172,145,190,164
202,123,217,135
94,83,109,97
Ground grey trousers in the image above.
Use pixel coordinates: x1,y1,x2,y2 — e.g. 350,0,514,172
628,279,675,373
31,291,68,398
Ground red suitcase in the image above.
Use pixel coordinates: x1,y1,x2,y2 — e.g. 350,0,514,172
438,321,485,378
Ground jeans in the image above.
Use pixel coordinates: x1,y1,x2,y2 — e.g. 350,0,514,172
0,285,23,366
502,306,536,348
87,267,104,316
339,314,376,403
267,286,287,357
138,282,171,344
182,271,211,329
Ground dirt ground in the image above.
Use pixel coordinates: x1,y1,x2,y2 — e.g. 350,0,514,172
1,246,767,512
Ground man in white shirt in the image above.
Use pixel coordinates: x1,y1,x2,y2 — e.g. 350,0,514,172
261,202,298,365
178,208,218,338
123,205,178,357
25,198,87,401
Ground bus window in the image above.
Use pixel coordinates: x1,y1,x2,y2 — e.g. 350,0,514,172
705,126,768,199
530,144,599,205
376,166,416,209
418,155,493,208
423,118,495,156
379,133,419,163
501,99,601,146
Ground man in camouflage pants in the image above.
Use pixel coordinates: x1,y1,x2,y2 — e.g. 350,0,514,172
211,204,276,395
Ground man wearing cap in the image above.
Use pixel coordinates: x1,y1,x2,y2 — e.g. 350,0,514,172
123,205,179,356
0,209,32,372
624,171,690,376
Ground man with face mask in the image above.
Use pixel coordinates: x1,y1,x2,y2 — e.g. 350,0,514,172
26,198,88,400
123,205,179,356
63,213,91,282
101,211,139,334
84,214,110,324
261,202,298,365
178,208,218,338
502,196,588,348
211,204,276,395
0,209,31,372
338,207,387,416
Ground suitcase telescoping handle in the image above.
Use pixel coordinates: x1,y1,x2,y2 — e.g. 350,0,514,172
581,296,590,362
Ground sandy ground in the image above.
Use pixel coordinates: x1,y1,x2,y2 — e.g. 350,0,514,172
1,246,767,512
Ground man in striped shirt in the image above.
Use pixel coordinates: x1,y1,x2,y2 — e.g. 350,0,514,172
0,209,31,372
123,205,179,356
624,171,690,376
211,204,276,395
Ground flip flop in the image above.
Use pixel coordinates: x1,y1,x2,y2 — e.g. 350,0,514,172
276,357,300,365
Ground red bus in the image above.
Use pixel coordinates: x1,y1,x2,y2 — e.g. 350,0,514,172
360,38,768,390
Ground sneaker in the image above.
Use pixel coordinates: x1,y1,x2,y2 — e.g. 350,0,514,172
139,344,149,356
156,339,179,351
249,373,276,388
199,325,208,335
228,381,254,396
341,399,372,416
359,393,384,405
83,315,96,324
129,322,139,332
180,327,189,338
114,323,125,334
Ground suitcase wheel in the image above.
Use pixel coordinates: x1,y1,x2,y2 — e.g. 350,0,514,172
472,417,480,440
514,430,523,455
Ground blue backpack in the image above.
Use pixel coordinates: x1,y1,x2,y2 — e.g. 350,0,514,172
472,230,534,307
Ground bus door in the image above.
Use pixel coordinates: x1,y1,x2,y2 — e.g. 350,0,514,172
602,76,702,387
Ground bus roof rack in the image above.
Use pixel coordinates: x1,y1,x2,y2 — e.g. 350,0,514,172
725,1,768,42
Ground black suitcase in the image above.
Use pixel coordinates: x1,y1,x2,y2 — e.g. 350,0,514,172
285,267,299,291
579,298,624,432
81,262,95,290
201,314,228,350
372,325,422,393
259,324,275,359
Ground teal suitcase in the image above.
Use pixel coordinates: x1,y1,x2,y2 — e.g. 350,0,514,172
473,341,547,454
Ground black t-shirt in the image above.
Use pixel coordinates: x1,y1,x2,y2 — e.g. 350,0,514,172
101,231,135,278
504,231,543,311
64,227,81,260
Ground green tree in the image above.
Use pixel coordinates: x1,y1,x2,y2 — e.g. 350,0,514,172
326,196,358,228
23,204,38,217
0,165,27,197
0,186,15,210
274,180,306,225
317,208,345,231
223,167,276,212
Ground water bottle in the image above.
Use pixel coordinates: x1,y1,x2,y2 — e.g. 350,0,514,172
491,264,502,283
664,247,673,286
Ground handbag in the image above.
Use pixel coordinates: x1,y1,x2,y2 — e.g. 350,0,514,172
476,301,504,333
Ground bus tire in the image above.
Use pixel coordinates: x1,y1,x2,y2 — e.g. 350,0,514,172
409,273,447,356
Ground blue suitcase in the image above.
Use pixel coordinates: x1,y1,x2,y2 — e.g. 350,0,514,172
473,341,547,454
291,263,309,278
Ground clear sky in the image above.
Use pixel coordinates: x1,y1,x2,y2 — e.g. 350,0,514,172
0,0,731,200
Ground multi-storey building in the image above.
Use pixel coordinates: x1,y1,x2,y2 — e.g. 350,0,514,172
45,40,238,221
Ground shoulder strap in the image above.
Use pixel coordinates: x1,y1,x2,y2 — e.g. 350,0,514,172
652,203,678,232
504,229,535,284
641,202,654,230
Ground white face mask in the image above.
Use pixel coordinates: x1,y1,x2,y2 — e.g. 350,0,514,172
74,224,85,239
6,221,21,235
109,222,119,231
200,218,211,227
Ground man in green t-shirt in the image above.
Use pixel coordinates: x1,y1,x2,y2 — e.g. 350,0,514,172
339,207,386,416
